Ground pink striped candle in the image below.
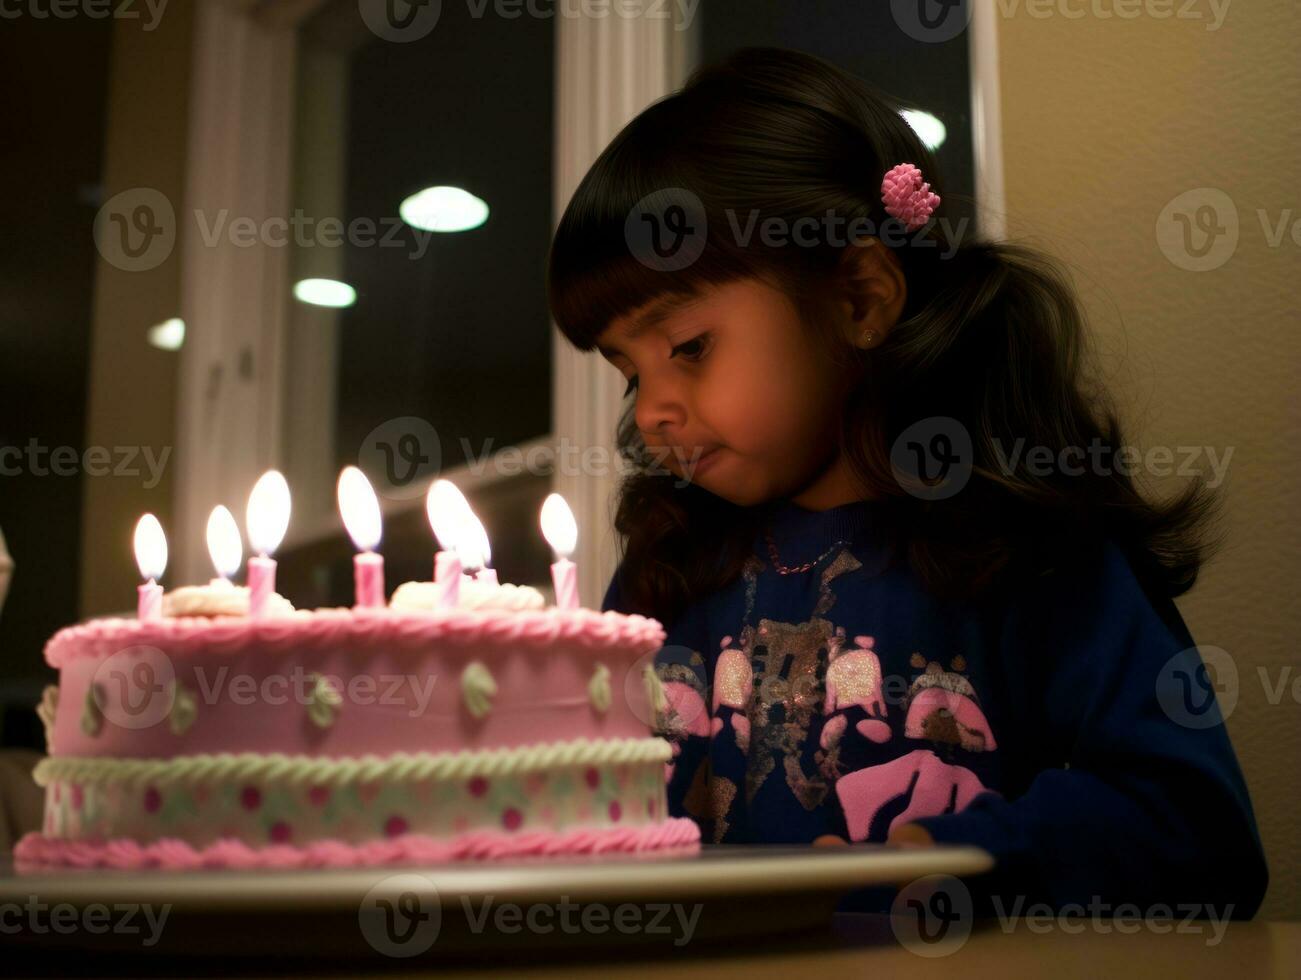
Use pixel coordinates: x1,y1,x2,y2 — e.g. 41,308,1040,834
551,558,579,611
137,581,163,621
434,550,461,609
247,555,276,618
354,552,385,608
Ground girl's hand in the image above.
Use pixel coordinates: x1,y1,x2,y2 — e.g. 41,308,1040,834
811,824,936,847
887,823,936,848
812,834,850,847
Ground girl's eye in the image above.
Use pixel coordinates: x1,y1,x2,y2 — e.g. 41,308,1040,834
620,333,710,398
671,333,711,361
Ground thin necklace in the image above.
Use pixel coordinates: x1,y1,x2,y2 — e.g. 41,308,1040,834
764,524,849,575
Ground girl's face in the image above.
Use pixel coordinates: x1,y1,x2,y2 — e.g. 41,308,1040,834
595,277,860,508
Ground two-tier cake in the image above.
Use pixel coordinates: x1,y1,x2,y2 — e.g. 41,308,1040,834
15,579,698,869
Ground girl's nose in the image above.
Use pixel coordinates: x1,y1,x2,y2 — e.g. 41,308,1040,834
633,375,688,437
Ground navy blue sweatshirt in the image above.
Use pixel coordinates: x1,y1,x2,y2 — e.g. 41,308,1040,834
602,497,1268,916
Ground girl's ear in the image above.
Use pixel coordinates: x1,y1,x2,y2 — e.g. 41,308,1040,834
836,239,907,350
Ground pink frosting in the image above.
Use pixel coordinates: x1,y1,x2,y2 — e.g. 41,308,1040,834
34,605,678,867
13,819,701,870
53,644,659,760
46,607,665,667
47,605,666,759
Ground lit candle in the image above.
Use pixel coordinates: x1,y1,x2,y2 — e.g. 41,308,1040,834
426,480,468,609
133,514,167,621
459,511,493,581
245,470,291,618
540,493,579,610
337,466,385,608
205,505,243,586
475,519,498,587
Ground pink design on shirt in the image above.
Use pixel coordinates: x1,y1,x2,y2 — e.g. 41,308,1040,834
713,648,753,712
904,687,998,752
730,714,750,753
662,681,710,738
823,636,887,718
835,749,990,842
820,714,848,751
855,718,892,744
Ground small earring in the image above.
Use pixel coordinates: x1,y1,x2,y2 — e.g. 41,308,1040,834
860,330,876,347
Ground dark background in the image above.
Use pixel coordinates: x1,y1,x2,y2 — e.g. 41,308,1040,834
0,15,113,747
0,0,974,751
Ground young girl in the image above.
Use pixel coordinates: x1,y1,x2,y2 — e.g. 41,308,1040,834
548,47,1266,915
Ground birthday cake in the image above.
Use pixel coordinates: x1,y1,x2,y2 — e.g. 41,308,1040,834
14,579,699,869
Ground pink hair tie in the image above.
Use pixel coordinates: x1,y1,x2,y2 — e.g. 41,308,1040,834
881,163,941,232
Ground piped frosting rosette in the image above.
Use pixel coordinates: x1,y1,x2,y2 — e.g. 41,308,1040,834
390,576,544,612
162,583,294,618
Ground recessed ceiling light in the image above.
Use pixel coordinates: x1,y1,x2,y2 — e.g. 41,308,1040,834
293,278,357,308
900,109,947,151
147,317,185,351
400,186,489,233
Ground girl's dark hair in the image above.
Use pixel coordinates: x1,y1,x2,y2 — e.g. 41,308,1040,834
547,46,1220,627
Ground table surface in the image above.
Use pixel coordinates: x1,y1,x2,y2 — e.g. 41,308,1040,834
4,843,1296,977
428,920,1301,980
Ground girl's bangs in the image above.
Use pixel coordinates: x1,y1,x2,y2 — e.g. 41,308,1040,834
548,109,760,350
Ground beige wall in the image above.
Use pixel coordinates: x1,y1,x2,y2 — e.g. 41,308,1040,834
995,0,1300,917
80,7,194,617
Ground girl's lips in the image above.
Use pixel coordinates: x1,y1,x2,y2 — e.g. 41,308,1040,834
688,447,724,478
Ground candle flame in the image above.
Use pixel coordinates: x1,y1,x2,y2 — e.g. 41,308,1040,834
337,466,382,551
461,510,491,570
205,505,243,579
246,469,291,556
540,493,577,559
133,513,168,581
426,479,477,555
